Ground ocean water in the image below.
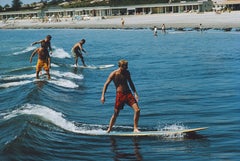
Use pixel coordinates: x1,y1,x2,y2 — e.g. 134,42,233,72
0,28,239,161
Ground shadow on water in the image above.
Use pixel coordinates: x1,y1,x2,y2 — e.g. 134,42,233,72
108,132,210,161
110,137,143,161
185,131,208,139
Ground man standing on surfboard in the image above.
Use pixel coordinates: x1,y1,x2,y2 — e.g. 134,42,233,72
101,60,140,133
30,41,51,80
32,35,53,55
71,39,87,67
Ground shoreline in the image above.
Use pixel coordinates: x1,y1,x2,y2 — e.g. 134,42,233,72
1,11,240,30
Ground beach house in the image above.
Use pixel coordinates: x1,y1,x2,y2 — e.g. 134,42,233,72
0,0,217,21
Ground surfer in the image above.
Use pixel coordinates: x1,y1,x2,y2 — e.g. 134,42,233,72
32,35,53,55
30,41,51,80
71,39,87,67
101,59,140,133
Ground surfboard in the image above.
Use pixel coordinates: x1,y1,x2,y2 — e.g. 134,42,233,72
101,127,208,137
71,64,114,69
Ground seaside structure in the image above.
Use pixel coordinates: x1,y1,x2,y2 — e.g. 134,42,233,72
0,1,213,21
212,0,240,12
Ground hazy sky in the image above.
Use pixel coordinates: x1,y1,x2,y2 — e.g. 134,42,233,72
0,0,40,6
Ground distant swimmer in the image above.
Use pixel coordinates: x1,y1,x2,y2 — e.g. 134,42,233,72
101,60,140,133
161,24,166,33
30,41,51,80
32,35,53,55
153,26,158,36
71,39,87,67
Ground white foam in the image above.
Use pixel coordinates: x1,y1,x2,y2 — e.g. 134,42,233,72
3,104,105,134
1,74,35,81
50,63,59,68
0,80,32,88
1,70,81,89
3,104,77,132
161,124,186,131
158,124,187,138
52,47,71,58
49,78,79,88
51,70,84,80
13,46,36,55
70,64,114,69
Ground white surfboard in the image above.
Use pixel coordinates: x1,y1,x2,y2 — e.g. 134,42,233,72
87,127,208,137
71,64,114,69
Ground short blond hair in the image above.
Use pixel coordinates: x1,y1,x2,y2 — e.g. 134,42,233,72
118,59,128,67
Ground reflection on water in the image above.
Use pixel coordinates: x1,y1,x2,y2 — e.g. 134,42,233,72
110,137,143,161
34,80,47,89
109,133,210,160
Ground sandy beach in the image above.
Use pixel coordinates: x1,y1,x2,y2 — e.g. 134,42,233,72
1,11,240,30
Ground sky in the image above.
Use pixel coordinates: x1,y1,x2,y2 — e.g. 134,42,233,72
0,0,39,6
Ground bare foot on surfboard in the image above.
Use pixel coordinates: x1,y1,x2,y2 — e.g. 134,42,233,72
134,129,140,133
106,128,111,133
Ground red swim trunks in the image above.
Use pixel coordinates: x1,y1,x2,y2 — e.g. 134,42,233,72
115,91,137,110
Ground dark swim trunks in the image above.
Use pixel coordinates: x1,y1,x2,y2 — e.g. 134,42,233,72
71,48,83,59
115,91,137,110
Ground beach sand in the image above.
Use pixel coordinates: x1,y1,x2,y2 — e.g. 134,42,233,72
1,11,240,30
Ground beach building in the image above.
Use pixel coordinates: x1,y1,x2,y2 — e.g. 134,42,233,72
1,0,213,21
212,0,240,11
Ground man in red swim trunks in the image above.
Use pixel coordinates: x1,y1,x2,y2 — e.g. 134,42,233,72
101,60,140,133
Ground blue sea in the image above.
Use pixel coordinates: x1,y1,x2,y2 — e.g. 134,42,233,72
0,28,239,161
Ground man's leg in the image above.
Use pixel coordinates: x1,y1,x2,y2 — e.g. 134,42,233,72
46,70,50,80
107,109,120,133
75,57,78,67
36,71,40,79
131,103,140,132
80,55,86,66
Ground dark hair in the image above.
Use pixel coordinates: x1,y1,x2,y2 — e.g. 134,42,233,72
46,35,52,39
81,39,85,43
